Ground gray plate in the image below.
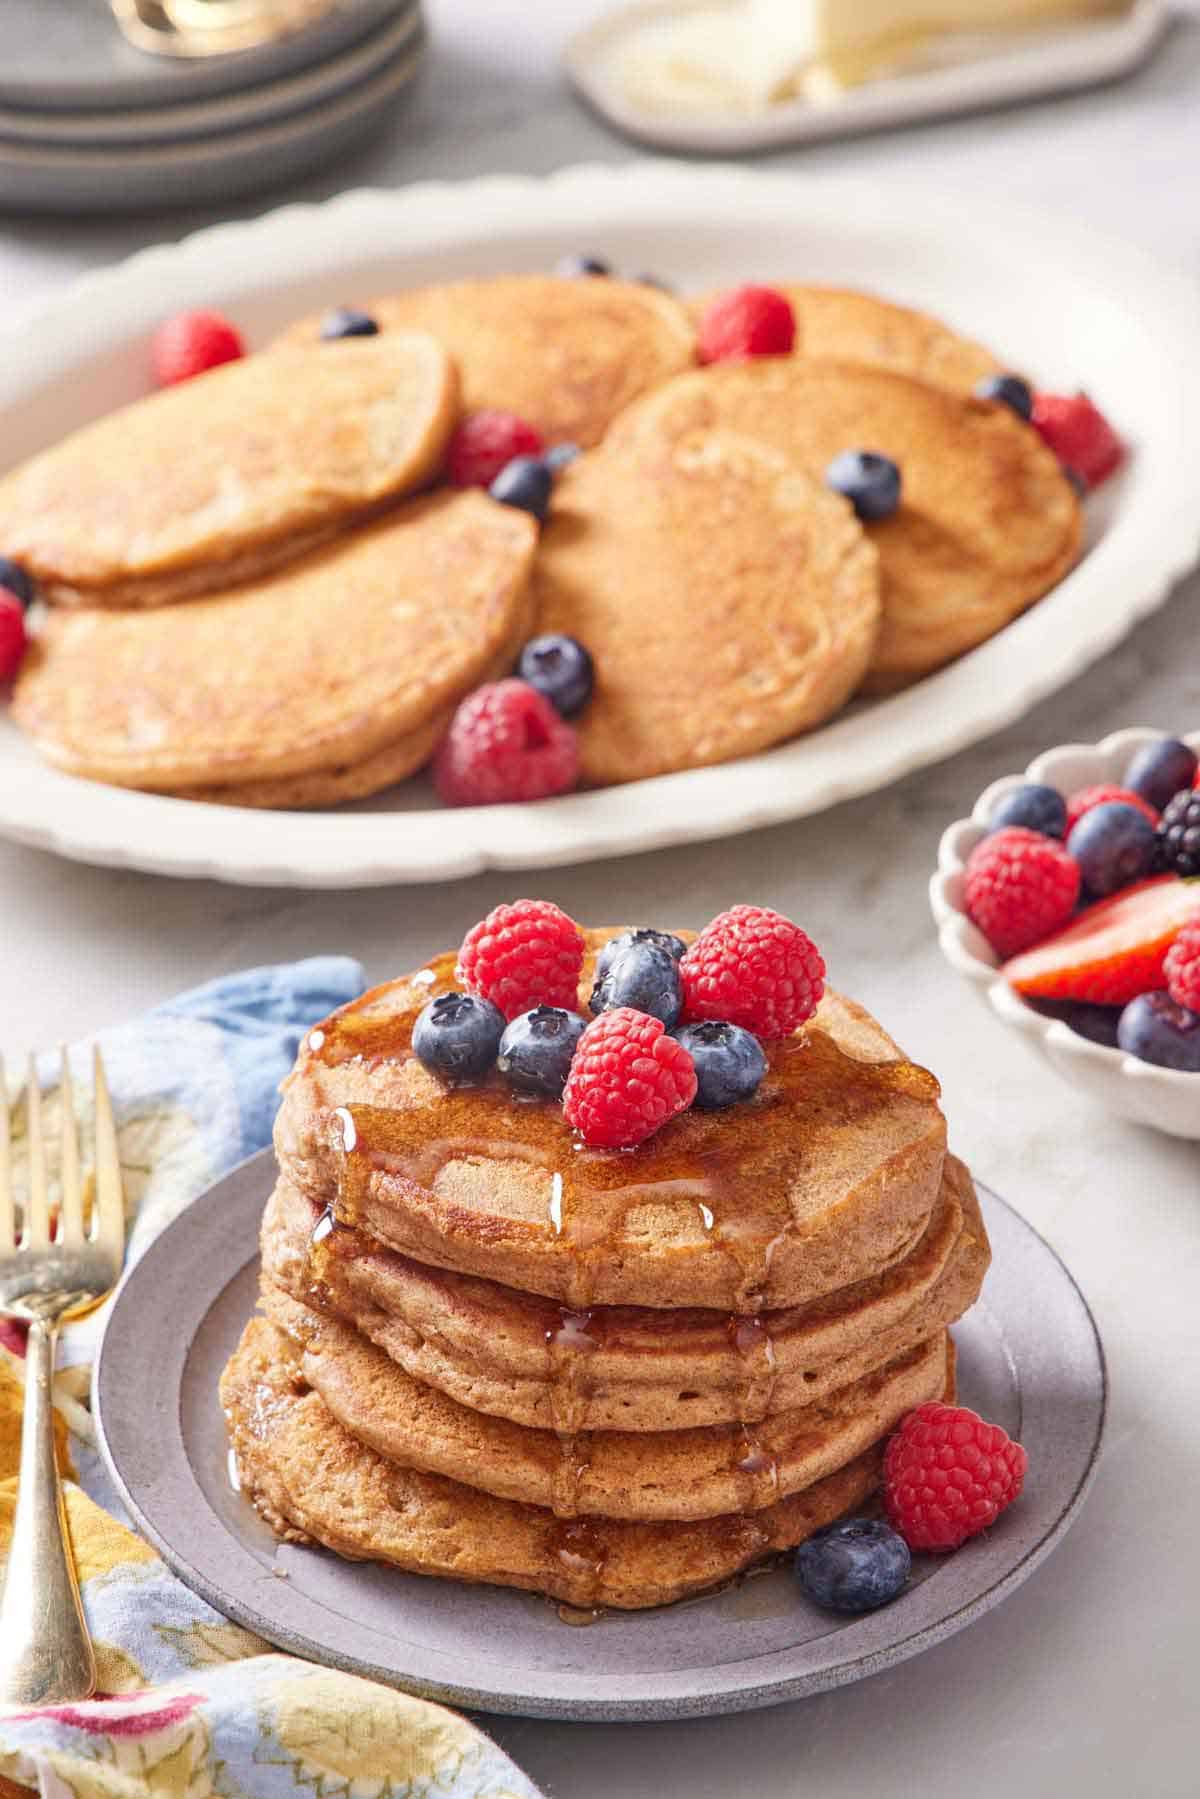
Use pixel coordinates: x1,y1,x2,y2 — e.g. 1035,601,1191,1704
94,1149,1105,1722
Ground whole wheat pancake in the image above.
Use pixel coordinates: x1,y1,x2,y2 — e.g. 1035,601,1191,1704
222,1316,956,1609
13,492,536,793
278,275,696,449
0,336,459,609
689,284,1002,393
609,358,1082,694
274,931,947,1313
527,428,880,784
265,1154,987,1431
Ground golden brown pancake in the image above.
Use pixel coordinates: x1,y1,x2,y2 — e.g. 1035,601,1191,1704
222,1316,956,1610
13,491,536,793
277,275,696,448
0,336,459,609
609,357,1081,694
273,932,948,1313
528,427,880,784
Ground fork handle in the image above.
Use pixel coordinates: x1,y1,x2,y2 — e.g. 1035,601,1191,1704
0,1318,96,1705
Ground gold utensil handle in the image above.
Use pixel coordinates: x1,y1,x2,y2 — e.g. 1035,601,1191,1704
0,1319,96,1705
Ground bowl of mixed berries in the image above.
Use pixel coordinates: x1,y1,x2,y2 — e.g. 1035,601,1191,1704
932,729,1200,1138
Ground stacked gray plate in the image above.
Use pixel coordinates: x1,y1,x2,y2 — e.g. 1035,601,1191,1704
0,0,424,213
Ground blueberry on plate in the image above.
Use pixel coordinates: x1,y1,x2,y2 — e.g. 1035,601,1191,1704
1117,991,1200,1072
795,1518,911,1614
974,372,1034,421
517,633,595,718
497,1005,587,1097
672,1019,766,1109
590,938,683,1029
1125,736,1199,812
594,929,686,988
825,450,902,522
489,455,554,522
319,306,380,340
412,991,505,1082
1068,801,1157,897
988,782,1067,839
556,254,611,278
0,556,35,610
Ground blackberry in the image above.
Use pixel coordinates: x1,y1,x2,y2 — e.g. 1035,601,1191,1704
1156,789,1200,878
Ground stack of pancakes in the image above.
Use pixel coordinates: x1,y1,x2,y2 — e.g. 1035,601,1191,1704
223,930,991,1611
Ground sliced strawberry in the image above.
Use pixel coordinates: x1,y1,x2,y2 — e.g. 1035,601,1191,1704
1004,875,1199,1004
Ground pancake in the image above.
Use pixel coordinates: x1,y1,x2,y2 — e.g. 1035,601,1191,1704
527,427,881,784
273,931,948,1313
222,1316,956,1609
689,284,1002,393
278,275,696,449
0,336,459,609
13,491,536,793
263,1154,988,1431
609,358,1082,694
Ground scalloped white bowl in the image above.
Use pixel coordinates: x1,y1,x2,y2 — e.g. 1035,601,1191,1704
931,726,1200,1139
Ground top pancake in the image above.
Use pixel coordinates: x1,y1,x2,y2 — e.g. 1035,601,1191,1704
689,284,1002,393
0,335,458,608
609,357,1082,693
277,275,696,448
12,490,536,791
274,930,948,1313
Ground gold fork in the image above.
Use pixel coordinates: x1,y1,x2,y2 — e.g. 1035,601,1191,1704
0,1051,126,1706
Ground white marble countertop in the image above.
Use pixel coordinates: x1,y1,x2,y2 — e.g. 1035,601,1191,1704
2,5,1199,1794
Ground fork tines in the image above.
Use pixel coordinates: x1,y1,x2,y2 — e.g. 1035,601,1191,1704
0,1050,124,1252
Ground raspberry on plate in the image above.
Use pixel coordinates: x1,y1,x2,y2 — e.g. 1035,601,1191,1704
681,904,824,1038
433,679,579,808
563,1007,697,1148
151,309,245,386
963,826,1080,960
0,592,28,682
1031,390,1124,488
1164,917,1200,1013
458,899,585,1020
447,410,545,489
884,1401,1028,1553
697,285,796,365
1065,783,1159,837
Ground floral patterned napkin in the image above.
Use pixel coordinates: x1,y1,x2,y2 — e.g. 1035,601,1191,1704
0,960,543,1799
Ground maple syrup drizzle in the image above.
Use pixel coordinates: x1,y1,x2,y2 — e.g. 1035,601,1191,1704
547,1518,609,1611
726,1313,778,1424
732,1427,782,1511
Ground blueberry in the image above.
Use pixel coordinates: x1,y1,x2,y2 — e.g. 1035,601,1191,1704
544,442,581,471
412,991,504,1082
825,450,902,522
634,272,674,292
1068,801,1157,896
319,306,380,340
517,633,594,718
1117,991,1200,1072
975,372,1034,421
988,782,1067,839
594,929,687,987
0,557,34,610
556,254,611,277
489,455,553,522
672,1019,766,1109
497,1005,587,1097
1028,997,1122,1049
1065,466,1089,498
1125,737,1198,812
795,1518,911,1614
590,939,683,1029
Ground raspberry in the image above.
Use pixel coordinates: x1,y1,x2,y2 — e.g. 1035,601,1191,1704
697,286,796,365
433,680,579,808
963,827,1080,960
1031,391,1124,488
680,904,824,1038
563,1007,697,1148
458,899,585,1019
1164,917,1200,1011
151,310,245,386
1065,783,1158,838
0,592,28,681
885,1401,1028,1552
447,410,546,488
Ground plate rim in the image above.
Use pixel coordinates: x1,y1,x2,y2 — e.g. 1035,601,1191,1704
2,161,1198,888
93,1145,1107,1721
